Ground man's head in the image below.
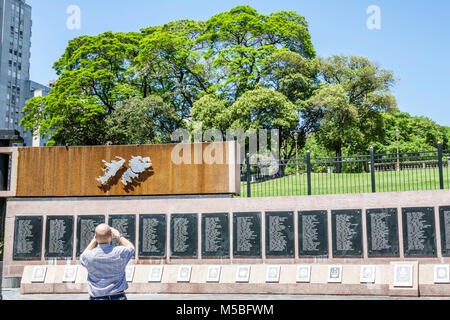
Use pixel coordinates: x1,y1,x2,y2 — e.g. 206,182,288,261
95,223,112,244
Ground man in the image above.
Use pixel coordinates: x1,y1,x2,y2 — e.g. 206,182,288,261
80,223,135,300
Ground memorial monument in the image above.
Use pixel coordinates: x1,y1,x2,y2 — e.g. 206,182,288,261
1,140,450,297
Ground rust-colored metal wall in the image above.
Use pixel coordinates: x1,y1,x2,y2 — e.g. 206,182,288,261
14,142,239,197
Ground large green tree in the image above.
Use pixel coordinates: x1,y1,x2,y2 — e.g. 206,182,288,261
199,6,315,101
104,95,182,145
307,55,397,171
22,6,316,147
371,111,449,153
22,31,142,145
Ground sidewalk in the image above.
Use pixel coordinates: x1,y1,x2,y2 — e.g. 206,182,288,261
2,288,450,300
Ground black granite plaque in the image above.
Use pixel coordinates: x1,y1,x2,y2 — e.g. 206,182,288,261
233,212,261,257
108,215,136,248
76,215,105,257
13,216,43,260
139,214,166,257
45,216,74,259
298,210,328,257
331,209,363,257
439,206,450,256
265,211,294,257
366,208,399,257
170,213,198,257
201,213,229,257
402,207,436,256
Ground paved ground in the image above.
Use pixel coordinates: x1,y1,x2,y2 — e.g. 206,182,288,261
2,288,450,300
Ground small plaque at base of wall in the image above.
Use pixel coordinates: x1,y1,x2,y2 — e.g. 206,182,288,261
236,266,251,283
434,265,450,284
31,266,47,283
206,266,221,283
265,265,281,283
296,265,311,283
126,265,135,282
327,265,342,283
360,265,376,283
393,264,413,287
62,265,78,283
177,266,192,282
148,266,164,282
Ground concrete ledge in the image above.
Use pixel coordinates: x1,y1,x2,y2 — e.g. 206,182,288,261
19,263,421,297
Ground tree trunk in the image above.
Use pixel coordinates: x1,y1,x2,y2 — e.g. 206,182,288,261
336,145,343,174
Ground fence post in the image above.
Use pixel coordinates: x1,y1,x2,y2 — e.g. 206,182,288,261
370,146,376,193
307,150,311,195
438,142,444,190
246,153,251,198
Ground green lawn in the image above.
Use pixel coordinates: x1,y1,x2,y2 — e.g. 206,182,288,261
237,167,450,197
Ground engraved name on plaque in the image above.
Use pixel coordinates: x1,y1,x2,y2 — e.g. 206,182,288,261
233,212,261,257
265,211,294,257
439,206,450,256
298,210,328,257
13,216,43,260
108,215,136,249
170,213,198,257
331,209,363,257
201,213,229,257
139,214,166,257
402,207,436,256
45,216,74,259
76,215,105,257
366,208,399,257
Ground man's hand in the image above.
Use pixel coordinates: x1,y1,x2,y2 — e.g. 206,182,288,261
110,227,134,248
82,236,97,254
110,227,121,239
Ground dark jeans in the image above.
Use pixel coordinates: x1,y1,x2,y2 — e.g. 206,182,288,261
90,293,127,300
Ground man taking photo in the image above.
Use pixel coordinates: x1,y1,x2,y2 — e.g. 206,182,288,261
80,223,135,300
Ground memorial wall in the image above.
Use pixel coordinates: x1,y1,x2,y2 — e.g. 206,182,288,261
7,206,446,261
2,143,450,297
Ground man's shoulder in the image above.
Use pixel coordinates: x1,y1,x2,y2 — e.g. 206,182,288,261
114,245,135,252
113,245,135,257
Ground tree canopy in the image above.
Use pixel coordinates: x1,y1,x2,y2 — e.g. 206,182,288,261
21,5,447,159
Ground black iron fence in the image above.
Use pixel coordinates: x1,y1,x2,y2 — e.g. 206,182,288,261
239,143,450,197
